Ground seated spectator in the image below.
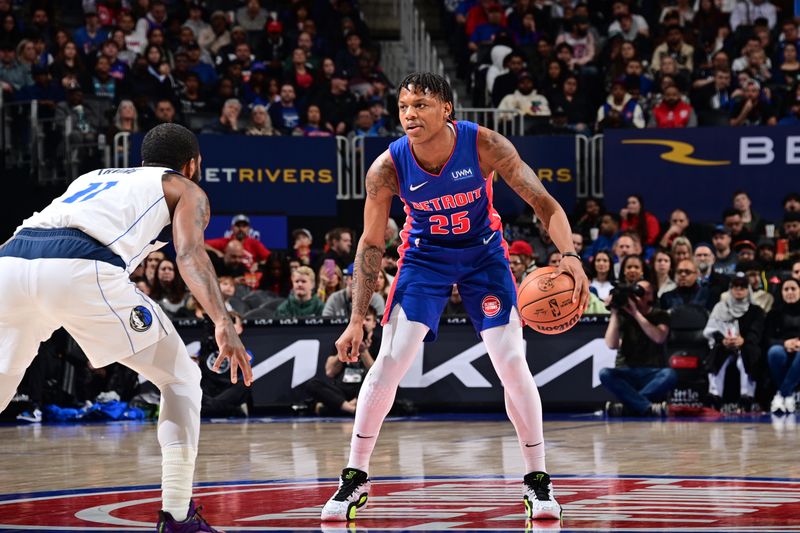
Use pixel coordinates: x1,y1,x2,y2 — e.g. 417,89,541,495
17,65,64,112
55,85,102,151
730,78,777,126
245,104,275,135
694,243,729,307
671,235,692,265
658,208,691,249
549,74,591,133
712,224,737,274
729,0,776,32
305,311,377,416
150,98,177,129
731,190,765,236
540,58,567,103
652,249,677,297
779,97,800,126
590,250,615,299
584,213,620,260
269,83,301,135
205,214,270,272
555,15,596,73
319,227,354,271
317,260,344,303
276,266,325,318
209,240,249,280
469,3,507,54
548,251,562,267
608,1,651,40
734,240,757,265
205,11,232,56
620,195,660,247
774,42,799,88
284,48,316,100
236,0,268,32
491,51,527,106
623,58,654,98
498,72,551,120
660,259,711,310
723,207,755,244
653,56,691,93
258,257,291,298
218,275,246,314
0,40,33,95
508,240,536,284
73,10,109,58
596,79,645,130
296,104,334,136
375,268,391,303
179,72,209,116
186,42,217,85
601,279,675,416
703,272,765,411
781,211,800,257
766,278,800,414
335,30,364,76
444,284,467,315
322,263,386,317
348,108,388,138
648,85,697,127
659,0,695,26
149,258,191,318
620,254,646,285
651,24,694,75
720,260,774,313
202,97,242,134
531,218,557,266
693,69,734,125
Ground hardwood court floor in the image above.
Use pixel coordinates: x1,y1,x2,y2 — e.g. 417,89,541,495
1,414,799,531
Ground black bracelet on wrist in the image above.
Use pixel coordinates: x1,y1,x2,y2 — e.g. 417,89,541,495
562,251,581,260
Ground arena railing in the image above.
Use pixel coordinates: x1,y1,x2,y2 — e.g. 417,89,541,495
113,131,130,168
455,107,524,136
589,134,603,199
0,97,38,177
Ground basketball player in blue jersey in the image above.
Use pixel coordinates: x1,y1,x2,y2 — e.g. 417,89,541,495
321,73,589,522
0,124,252,532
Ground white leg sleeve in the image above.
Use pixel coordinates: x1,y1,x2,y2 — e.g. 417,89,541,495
482,308,546,473
120,330,202,520
347,306,428,472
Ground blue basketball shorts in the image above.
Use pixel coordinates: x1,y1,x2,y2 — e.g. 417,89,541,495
382,232,517,342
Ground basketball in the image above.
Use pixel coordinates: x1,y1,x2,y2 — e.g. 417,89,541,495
517,266,582,335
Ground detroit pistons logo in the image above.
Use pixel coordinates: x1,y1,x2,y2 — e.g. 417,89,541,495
537,277,555,292
482,295,502,317
129,305,152,332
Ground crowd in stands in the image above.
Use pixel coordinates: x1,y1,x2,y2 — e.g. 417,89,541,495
446,0,800,132
0,0,400,171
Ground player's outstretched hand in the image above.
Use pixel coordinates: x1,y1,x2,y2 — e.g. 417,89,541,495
554,255,590,313
213,322,253,386
335,321,364,363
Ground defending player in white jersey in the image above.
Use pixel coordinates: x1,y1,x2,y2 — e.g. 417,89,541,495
0,123,252,532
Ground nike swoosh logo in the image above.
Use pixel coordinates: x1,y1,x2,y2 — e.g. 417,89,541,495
524,442,543,448
356,433,373,439
483,232,496,245
409,181,429,191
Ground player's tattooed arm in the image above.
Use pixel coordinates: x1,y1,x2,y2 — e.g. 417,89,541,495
171,182,230,326
350,150,395,322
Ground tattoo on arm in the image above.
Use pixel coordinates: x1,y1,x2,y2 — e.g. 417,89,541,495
365,153,399,199
351,244,383,319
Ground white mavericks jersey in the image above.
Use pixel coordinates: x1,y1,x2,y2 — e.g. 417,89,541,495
18,166,173,273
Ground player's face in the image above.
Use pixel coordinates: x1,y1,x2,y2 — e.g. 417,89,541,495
398,87,452,143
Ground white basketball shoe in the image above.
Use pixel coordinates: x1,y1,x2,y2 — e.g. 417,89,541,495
320,468,371,521
523,471,562,520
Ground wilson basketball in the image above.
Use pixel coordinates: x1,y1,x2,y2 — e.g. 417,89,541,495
517,266,582,335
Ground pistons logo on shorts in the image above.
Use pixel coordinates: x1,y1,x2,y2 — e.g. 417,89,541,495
481,295,502,318
129,305,153,332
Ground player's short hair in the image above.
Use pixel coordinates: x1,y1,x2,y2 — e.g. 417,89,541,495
141,123,199,171
397,72,453,107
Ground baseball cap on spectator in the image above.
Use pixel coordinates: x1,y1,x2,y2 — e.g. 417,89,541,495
231,214,250,226
712,224,731,236
343,263,355,276
730,271,749,288
509,240,533,256
267,20,283,33
292,228,313,243
694,241,713,251
733,240,756,253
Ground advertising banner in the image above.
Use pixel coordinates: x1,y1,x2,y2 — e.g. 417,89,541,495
177,316,614,410
128,134,338,216
603,126,800,220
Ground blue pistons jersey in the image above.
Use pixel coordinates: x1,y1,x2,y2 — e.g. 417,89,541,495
384,120,517,341
389,120,502,246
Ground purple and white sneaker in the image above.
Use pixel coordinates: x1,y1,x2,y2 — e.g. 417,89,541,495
156,500,222,532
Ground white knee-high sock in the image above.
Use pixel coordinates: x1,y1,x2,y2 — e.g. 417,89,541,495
483,309,546,473
347,307,428,472
120,331,202,521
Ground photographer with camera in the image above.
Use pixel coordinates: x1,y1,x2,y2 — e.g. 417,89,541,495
600,279,676,417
